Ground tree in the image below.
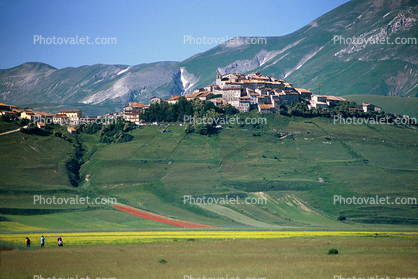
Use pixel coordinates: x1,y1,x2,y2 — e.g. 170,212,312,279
222,104,238,115
177,97,194,122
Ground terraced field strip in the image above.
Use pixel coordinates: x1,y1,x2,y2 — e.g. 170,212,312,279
113,204,219,228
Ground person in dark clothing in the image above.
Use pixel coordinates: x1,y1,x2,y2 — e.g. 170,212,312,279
57,236,63,247
25,237,31,248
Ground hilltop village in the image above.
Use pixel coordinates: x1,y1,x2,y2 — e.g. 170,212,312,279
122,72,381,123
1,72,403,129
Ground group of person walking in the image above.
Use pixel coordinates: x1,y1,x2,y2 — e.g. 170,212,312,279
25,235,63,248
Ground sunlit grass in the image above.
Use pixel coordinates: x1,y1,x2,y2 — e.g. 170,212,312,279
1,231,417,247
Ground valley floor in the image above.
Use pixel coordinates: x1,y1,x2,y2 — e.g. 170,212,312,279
2,235,417,279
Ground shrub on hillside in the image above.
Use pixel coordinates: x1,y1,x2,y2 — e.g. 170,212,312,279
328,248,338,255
338,215,347,221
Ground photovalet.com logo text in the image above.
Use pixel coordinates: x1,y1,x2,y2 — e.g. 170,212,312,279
34,35,117,45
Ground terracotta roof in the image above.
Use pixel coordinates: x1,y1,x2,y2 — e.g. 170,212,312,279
166,95,181,101
37,122,46,127
34,111,54,117
221,87,241,90
295,88,312,93
258,104,274,109
129,102,145,108
185,92,200,99
1,110,16,114
225,81,244,85
197,91,212,97
325,96,346,101
54,114,69,118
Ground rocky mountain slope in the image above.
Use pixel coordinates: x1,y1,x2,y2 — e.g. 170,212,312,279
0,0,416,113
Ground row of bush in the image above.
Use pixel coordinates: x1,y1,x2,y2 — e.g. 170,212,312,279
76,120,135,143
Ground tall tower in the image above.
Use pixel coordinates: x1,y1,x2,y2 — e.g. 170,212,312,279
216,73,222,87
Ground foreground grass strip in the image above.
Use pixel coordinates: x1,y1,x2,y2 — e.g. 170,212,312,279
3,237,417,279
1,231,416,247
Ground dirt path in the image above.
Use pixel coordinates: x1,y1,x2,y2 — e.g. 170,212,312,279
0,126,27,136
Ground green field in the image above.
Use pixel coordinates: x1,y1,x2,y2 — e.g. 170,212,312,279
0,114,417,232
2,235,417,279
344,94,418,118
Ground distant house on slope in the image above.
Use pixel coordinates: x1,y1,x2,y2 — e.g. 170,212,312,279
67,126,77,134
123,102,147,122
1,110,17,119
362,102,382,113
58,110,82,124
0,103,19,112
150,96,162,104
166,95,181,104
295,88,313,99
37,122,46,130
53,114,70,125
258,104,275,114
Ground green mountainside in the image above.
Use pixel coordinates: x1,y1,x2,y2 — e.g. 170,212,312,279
1,114,417,232
0,0,417,116
181,0,418,97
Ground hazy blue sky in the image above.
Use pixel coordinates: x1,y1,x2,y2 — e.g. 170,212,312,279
0,0,350,69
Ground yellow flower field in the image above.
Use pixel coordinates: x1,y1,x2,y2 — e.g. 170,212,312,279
1,231,417,247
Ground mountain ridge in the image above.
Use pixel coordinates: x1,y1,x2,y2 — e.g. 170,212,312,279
1,0,417,114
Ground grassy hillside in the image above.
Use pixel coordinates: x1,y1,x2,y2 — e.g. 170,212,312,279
344,94,418,118
1,112,417,232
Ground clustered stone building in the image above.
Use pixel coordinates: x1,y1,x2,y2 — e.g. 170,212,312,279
198,72,314,113
0,103,89,129
122,72,355,122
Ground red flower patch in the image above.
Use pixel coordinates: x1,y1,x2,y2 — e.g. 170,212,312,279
113,204,219,228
